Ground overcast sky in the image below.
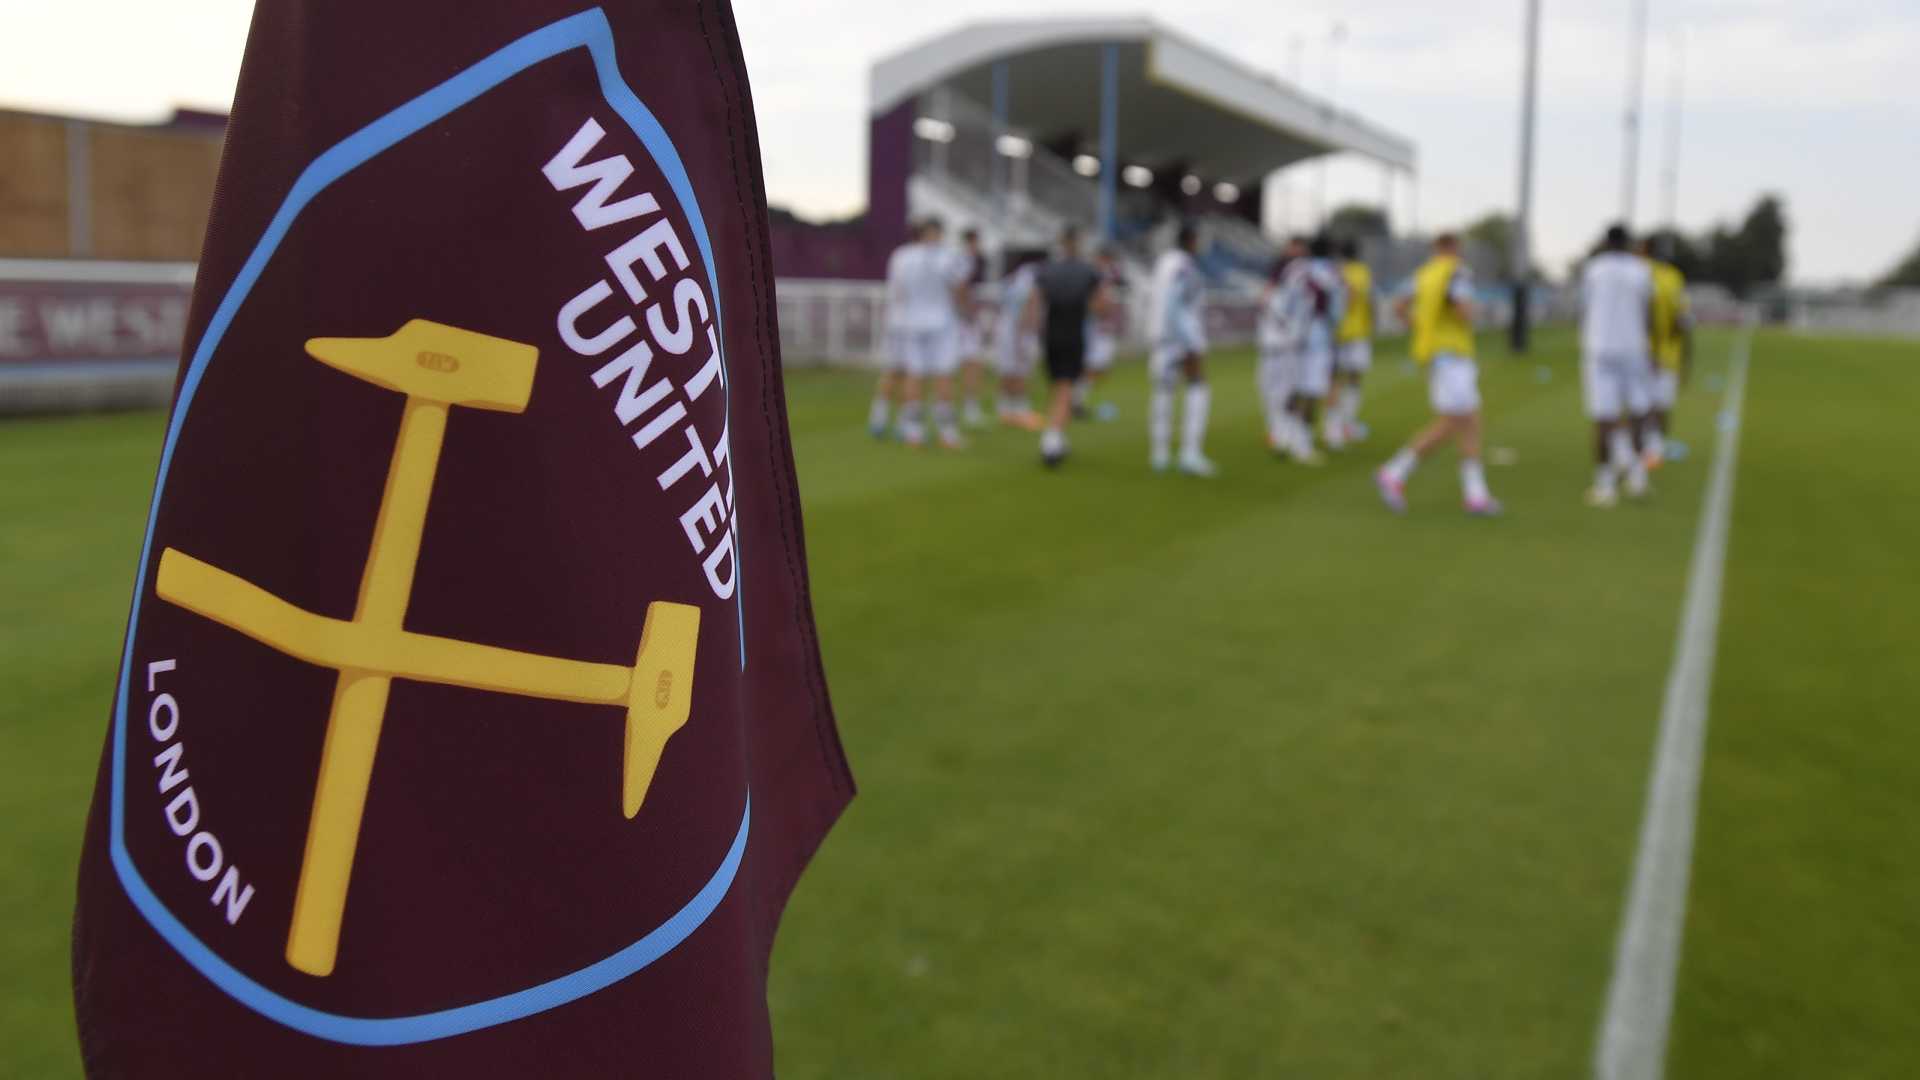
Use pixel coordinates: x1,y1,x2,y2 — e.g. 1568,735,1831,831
4,0,1916,282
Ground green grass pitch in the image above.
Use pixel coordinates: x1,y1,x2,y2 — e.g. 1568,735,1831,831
1,327,1913,1076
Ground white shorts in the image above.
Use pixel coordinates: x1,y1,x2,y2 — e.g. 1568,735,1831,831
952,321,983,365
994,322,1037,378
1583,351,1653,421
1149,341,1197,382
1086,332,1116,373
896,326,960,378
1258,345,1298,400
1428,353,1481,416
1651,368,1679,410
1336,339,1372,374
1297,341,1335,398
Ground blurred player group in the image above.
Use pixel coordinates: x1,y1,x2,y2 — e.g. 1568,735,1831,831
866,216,1692,516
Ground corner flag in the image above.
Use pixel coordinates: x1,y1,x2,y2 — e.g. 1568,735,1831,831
71,3,852,1074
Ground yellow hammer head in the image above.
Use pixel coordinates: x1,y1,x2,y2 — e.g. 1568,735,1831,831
304,319,537,412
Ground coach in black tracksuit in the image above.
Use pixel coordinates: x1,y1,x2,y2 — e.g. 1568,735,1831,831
1023,225,1108,468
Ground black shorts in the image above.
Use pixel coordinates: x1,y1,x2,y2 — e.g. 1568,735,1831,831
1044,332,1086,383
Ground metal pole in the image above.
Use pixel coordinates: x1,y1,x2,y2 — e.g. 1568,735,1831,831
1381,165,1393,235
1660,29,1685,233
1511,0,1542,353
991,60,1009,264
1317,22,1346,231
1281,35,1304,236
1621,0,1649,225
1098,43,1119,243
930,87,950,181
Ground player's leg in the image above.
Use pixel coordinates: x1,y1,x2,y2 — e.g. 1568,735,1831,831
897,330,934,446
1376,413,1453,513
1258,347,1290,452
1292,343,1331,463
1321,346,1349,450
930,333,966,449
1040,334,1082,467
1446,361,1498,515
958,322,988,429
1583,352,1625,505
1341,340,1372,440
1377,354,1486,512
1177,351,1215,476
1078,334,1117,421
869,366,897,438
1148,344,1178,470
1619,359,1652,497
993,323,1033,429
869,331,902,438
1642,366,1673,468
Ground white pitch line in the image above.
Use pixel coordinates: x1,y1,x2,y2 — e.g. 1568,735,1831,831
1594,327,1753,1080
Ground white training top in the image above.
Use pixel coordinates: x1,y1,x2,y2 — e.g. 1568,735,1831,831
1149,249,1206,352
997,262,1037,329
1258,261,1310,351
1581,251,1653,357
886,241,961,334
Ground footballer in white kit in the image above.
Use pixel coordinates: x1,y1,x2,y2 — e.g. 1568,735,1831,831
951,228,992,428
1580,224,1655,504
1075,247,1123,421
992,255,1044,429
1146,224,1216,476
1273,235,1344,461
1257,237,1310,459
881,218,968,448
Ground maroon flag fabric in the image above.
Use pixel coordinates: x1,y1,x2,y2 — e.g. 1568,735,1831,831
70,3,852,1075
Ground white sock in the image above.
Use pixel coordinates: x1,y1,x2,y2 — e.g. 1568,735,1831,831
933,401,959,440
1073,380,1090,408
1181,383,1211,459
1607,428,1635,477
898,402,925,441
868,396,890,429
1384,448,1417,483
1344,385,1363,426
1264,376,1292,446
1594,463,1616,491
1462,459,1490,503
1150,385,1175,461
1646,429,1666,458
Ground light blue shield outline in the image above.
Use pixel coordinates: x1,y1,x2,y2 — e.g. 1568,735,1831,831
106,8,751,1046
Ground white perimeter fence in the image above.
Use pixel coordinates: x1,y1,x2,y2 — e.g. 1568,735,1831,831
5,259,1795,414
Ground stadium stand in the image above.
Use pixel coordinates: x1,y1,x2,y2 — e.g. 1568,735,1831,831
769,17,1416,282
772,17,1419,363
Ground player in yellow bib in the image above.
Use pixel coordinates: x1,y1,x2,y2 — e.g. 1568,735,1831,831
1640,237,1692,468
1329,238,1376,446
1376,233,1500,516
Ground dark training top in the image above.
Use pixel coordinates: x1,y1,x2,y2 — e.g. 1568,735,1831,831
1036,256,1103,347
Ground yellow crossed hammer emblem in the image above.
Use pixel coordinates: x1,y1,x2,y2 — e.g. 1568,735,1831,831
153,319,700,977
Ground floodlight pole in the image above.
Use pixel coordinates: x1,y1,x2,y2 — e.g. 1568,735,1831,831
1659,29,1685,233
1281,35,1304,237
991,59,1010,272
1317,21,1346,231
1510,0,1541,353
1098,43,1119,244
1621,0,1649,224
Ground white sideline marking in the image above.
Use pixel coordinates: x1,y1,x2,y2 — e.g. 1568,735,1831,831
1594,328,1753,1080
